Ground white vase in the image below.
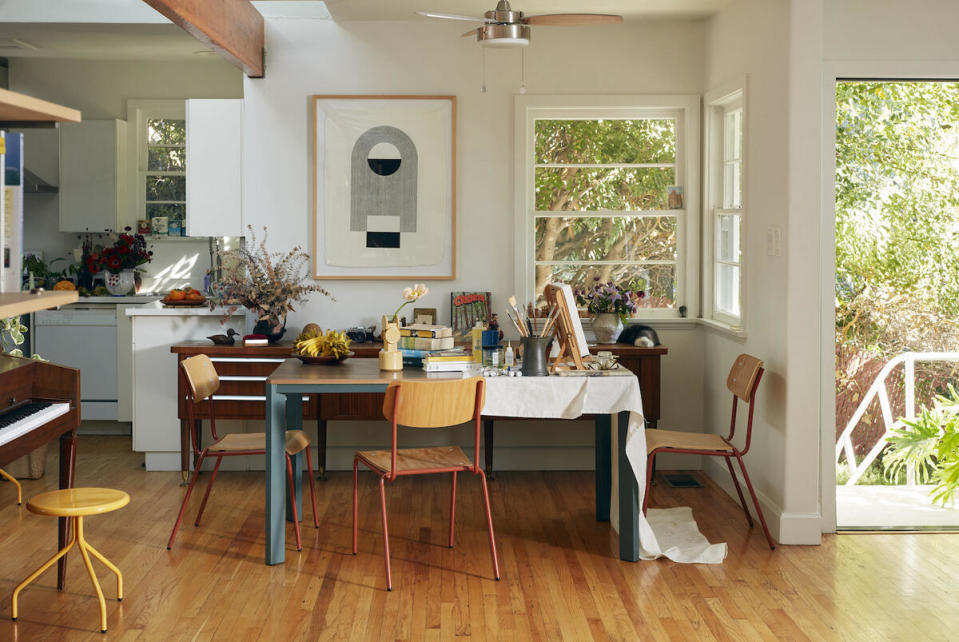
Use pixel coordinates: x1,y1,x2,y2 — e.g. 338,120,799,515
105,269,135,296
592,313,623,344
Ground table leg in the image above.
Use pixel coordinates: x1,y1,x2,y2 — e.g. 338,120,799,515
57,431,77,590
483,419,495,480
316,419,328,481
617,411,639,562
193,419,203,471
594,415,611,522
285,394,303,522
265,383,287,565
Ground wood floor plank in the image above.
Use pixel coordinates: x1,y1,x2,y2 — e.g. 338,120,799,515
4,437,959,640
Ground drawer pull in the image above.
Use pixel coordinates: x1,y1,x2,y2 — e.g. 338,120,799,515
210,357,287,364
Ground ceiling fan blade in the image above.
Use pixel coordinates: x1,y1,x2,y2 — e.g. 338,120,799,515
416,10,492,23
523,13,623,26
461,28,479,37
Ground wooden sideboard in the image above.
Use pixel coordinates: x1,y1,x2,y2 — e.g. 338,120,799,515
171,341,666,478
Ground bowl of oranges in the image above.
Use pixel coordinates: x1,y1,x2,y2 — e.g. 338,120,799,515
161,287,206,307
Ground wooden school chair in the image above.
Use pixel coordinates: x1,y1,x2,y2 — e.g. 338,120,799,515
353,377,500,591
643,353,776,550
12,487,129,633
168,354,319,551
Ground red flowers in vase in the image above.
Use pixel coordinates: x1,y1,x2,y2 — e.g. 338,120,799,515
86,228,153,275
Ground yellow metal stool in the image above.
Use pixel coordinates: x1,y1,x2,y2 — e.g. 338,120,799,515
0,468,22,505
12,488,129,634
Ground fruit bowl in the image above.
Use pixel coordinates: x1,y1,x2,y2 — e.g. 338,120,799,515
295,352,354,365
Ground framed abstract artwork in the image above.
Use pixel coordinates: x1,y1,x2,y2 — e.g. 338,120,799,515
312,95,456,280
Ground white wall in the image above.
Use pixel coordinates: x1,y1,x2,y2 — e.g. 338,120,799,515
242,16,708,469
10,58,242,289
702,0,816,543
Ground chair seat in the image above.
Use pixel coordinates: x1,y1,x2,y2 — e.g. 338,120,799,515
357,446,472,474
646,429,734,455
27,488,130,517
208,430,310,456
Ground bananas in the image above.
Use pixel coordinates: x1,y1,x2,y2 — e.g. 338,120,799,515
295,328,351,359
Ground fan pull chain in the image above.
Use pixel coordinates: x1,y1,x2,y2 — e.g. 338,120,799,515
482,48,487,93
520,48,527,94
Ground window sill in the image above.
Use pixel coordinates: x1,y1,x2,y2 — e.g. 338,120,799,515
629,317,699,331
698,318,747,342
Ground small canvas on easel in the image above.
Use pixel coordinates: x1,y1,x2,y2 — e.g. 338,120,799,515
543,283,589,372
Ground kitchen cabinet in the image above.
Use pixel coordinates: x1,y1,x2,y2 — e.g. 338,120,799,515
59,119,127,233
185,99,242,237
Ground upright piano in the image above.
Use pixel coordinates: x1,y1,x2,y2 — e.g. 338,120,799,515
0,354,80,589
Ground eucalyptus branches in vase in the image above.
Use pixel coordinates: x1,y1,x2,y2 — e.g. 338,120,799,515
207,226,333,343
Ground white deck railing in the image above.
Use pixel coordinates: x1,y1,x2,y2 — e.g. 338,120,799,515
836,351,959,486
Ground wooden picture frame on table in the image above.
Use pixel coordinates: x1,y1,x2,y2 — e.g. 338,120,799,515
311,95,456,280
412,307,436,325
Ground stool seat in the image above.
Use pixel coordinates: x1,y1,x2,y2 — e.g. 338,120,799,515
27,488,130,517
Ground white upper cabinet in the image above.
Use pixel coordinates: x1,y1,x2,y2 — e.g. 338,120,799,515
59,119,127,233
186,99,243,237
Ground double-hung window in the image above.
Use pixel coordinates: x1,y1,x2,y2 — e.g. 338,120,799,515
515,96,701,318
127,100,187,233
705,85,745,325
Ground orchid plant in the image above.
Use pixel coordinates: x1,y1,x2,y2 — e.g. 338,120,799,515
575,277,645,322
390,283,429,323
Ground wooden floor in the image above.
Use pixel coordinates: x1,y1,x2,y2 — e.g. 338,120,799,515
1,437,957,640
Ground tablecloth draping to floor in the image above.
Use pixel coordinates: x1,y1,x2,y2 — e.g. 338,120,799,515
483,375,725,564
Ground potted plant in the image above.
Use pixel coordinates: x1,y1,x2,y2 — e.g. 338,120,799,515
208,226,333,343
85,228,152,296
575,277,645,343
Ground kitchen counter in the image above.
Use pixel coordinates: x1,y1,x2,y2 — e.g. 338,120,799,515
125,301,233,316
75,295,160,304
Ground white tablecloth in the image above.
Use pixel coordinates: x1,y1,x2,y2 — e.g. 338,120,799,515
483,375,725,564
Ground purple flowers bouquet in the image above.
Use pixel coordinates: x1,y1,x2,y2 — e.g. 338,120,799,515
575,277,646,321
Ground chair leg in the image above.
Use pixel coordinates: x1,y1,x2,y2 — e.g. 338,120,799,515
286,455,302,552
478,472,500,581
735,454,776,550
194,455,222,527
0,468,22,505
82,539,123,602
76,517,109,633
378,477,392,591
168,452,206,549
448,471,457,549
642,453,655,515
12,516,78,621
304,447,319,529
724,455,753,527
352,458,359,555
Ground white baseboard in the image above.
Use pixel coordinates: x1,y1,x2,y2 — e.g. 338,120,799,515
702,457,822,545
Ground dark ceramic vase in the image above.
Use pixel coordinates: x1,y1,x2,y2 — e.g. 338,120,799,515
253,319,287,344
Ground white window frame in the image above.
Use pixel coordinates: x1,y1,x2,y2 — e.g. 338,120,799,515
513,95,701,319
125,99,186,232
703,79,747,329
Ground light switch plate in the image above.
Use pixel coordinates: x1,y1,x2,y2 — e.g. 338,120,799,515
766,226,783,256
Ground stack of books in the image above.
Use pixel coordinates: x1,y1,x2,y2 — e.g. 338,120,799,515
422,353,475,373
397,324,454,351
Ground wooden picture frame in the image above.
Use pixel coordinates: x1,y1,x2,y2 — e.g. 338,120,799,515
311,95,456,280
412,307,436,325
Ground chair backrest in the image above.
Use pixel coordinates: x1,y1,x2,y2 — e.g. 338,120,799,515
381,377,486,479
180,354,220,402
383,377,485,428
724,353,764,455
726,354,763,402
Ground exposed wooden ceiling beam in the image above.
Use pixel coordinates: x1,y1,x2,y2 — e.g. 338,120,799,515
0,88,81,125
141,0,264,78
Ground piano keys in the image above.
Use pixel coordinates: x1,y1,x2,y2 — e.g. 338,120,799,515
0,354,80,590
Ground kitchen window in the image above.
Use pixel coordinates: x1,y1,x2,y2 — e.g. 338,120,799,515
704,83,745,326
515,96,701,318
127,100,187,233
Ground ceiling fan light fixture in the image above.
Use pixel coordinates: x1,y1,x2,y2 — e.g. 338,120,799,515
477,23,530,47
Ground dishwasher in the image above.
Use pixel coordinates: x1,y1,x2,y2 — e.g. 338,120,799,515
34,307,118,420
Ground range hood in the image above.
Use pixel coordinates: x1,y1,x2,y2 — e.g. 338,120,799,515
22,167,57,194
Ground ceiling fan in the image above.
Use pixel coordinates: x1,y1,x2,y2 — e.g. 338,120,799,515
417,1,623,48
